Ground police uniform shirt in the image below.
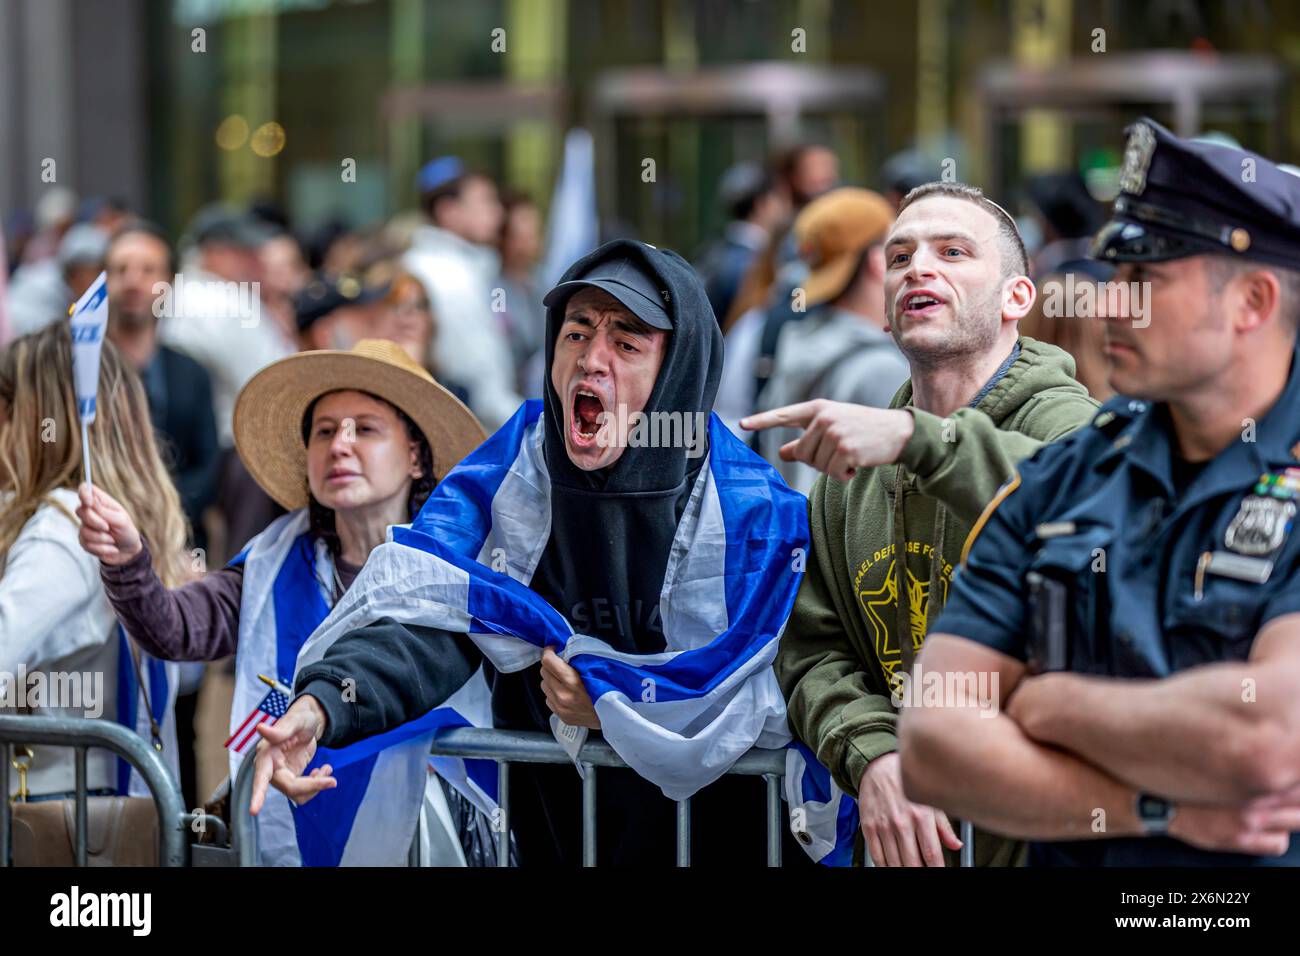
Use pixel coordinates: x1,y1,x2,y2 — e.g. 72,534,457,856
932,355,1300,866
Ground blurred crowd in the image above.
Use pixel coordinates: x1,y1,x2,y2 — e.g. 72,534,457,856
2,162,551,567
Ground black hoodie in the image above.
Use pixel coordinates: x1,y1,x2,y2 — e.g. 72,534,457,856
538,239,722,650
490,241,722,734
295,241,782,865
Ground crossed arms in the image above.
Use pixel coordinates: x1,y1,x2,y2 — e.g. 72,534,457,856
899,618,1300,855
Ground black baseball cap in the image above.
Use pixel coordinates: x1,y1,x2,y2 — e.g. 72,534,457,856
293,273,390,332
543,256,673,330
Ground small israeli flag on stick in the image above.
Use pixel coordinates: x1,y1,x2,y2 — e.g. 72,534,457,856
68,271,109,486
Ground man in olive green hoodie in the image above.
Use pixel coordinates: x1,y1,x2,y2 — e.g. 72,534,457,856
743,182,1098,866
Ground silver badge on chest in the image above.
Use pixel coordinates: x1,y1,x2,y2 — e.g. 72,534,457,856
1225,496,1296,556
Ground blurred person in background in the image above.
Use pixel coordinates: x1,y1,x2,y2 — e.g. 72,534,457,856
7,223,107,336
404,156,521,429
60,227,108,305
747,143,843,416
17,187,77,266
161,204,294,561
496,190,547,395
4,210,36,277
382,210,427,256
293,273,389,353
303,216,361,277
104,221,220,552
1026,172,1105,277
696,162,789,327
0,323,189,808
776,144,841,217
259,230,310,347
713,217,790,436
83,197,133,238
1017,172,1113,400
361,258,472,407
161,204,291,447
754,188,909,494
374,271,442,373
879,149,937,213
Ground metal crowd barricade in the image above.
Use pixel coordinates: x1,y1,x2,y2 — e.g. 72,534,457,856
232,726,786,867
0,715,189,867
230,725,977,867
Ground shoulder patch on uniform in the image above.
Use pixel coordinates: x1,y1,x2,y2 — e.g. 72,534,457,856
961,471,1022,566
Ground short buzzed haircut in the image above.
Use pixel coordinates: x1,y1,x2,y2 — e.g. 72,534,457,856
899,182,1028,279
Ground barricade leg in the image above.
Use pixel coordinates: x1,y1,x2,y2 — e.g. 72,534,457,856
675,799,690,866
1,743,10,866
496,761,511,867
75,746,89,866
581,762,597,866
764,773,782,867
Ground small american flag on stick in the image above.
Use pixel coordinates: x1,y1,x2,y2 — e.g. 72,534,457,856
225,675,292,753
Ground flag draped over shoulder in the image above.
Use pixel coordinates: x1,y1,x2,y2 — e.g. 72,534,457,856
230,510,495,866
302,401,811,800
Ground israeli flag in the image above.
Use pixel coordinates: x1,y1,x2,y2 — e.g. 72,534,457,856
302,400,853,865
784,742,858,866
68,271,109,423
230,510,496,866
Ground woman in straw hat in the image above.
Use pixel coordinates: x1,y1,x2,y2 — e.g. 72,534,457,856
76,339,492,865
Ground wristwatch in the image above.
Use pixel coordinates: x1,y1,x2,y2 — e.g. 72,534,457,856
1135,792,1177,835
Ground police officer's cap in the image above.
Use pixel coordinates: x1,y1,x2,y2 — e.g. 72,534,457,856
1091,117,1300,269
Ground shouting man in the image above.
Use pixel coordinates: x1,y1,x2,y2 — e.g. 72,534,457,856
744,182,1098,865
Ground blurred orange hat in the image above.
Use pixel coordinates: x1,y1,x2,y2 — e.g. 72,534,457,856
795,187,894,307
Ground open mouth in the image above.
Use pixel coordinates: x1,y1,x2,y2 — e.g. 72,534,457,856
570,387,606,448
899,289,946,316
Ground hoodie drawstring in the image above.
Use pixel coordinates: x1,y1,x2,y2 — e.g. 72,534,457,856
892,464,948,681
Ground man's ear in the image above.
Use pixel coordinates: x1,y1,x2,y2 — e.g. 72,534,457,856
1232,268,1283,335
1001,274,1036,323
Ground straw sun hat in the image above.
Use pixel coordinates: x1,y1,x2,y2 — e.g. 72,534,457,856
233,339,487,511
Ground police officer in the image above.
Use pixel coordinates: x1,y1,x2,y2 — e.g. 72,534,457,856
899,118,1300,865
